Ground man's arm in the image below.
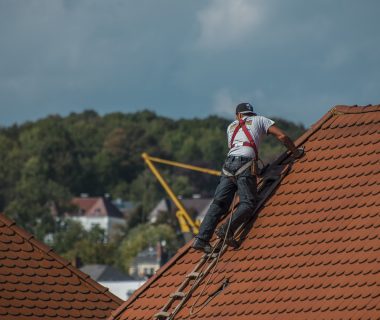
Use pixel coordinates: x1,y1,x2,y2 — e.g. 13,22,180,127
267,125,299,155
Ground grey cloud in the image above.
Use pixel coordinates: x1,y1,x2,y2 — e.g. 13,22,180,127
0,0,379,126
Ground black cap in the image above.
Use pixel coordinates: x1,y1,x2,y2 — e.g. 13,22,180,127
236,102,255,115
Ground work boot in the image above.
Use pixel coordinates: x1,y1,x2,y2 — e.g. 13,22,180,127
215,225,239,249
191,238,213,254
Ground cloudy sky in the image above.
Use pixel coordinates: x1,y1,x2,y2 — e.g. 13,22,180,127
0,0,379,126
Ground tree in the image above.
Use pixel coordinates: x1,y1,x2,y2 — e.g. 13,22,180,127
63,225,117,265
50,219,86,253
117,223,179,272
51,220,117,266
5,157,72,240
19,116,81,193
129,169,165,217
0,134,23,211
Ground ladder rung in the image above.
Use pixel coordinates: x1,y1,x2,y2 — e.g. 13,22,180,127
170,291,186,299
154,311,170,319
186,272,200,279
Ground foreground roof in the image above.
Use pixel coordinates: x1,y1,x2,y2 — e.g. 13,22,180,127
110,105,380,320
0,214,123,319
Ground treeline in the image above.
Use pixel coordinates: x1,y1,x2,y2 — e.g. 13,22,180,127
0,109,305,244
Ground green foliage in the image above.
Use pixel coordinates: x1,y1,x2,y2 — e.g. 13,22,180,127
63,226,117,265
128,169,165,216
19,116,81,192
51,220,116,265
51,219,85,254
5,156,72,240
0,134,23,210
117,223,178,272
124,204,147,232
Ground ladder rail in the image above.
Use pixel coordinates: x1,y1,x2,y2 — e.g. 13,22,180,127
169,244,228,320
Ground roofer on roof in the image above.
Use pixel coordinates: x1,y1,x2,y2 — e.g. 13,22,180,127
192,102,304,253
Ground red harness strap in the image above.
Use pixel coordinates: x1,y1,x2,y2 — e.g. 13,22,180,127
230,118,259,160
229,121,241,148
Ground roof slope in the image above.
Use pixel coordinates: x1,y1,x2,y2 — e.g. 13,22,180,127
109,105,380,320
0,213,123,319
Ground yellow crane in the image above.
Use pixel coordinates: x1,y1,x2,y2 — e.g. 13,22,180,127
142,153,220,241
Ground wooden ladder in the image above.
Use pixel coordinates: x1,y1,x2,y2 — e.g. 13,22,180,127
154,244,227,319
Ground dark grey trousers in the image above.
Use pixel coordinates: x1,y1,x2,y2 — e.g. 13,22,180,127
196,156,258,242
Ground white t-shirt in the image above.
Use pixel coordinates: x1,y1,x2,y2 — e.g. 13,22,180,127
227,115,275,158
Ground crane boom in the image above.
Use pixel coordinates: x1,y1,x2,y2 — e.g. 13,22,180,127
144,155,221,177
142,153,220,239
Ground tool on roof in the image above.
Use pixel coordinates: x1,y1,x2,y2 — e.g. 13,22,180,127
153,163,291,320
142,153,221,241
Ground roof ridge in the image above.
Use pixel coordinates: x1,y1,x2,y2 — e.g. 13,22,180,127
90,197,104,213
271,104,380,167
0,213,123,305
332,104,380,114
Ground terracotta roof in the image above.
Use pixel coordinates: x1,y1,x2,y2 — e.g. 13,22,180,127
72,197,98,212
0,213,123,319
69,197,124,218
109,105,380,320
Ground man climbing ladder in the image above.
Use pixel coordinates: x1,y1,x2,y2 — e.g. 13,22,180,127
192,102,304,253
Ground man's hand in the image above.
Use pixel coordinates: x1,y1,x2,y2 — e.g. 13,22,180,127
267,125,297,153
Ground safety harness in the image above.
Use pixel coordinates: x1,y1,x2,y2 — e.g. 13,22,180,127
229,118,258,160
222,118,259,177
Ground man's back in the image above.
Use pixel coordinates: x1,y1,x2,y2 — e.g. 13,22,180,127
227,115,275,158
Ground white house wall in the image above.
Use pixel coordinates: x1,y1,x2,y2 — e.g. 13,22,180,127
100,280,146,300
70,216,125,239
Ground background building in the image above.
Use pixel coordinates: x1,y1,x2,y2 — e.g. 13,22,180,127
129,242,169,278
65,196,126,240
80,264,145,300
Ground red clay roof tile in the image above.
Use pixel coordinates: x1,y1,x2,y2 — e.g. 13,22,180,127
0,213,123,319
109,105,380,319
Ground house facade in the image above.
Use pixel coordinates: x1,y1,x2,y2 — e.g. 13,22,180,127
66,196,126,239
